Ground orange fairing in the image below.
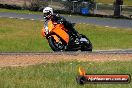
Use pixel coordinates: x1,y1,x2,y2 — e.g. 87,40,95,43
48,20,54,32
52,24,69,44
41,27,46,37
41,20,54,37
51,35,60,42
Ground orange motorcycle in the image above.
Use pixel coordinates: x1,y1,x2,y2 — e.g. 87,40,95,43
41,20,92,51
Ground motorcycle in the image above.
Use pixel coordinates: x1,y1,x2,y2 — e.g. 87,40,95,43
41,20,92,51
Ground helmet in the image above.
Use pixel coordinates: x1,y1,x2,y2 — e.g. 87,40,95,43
43,7,53,20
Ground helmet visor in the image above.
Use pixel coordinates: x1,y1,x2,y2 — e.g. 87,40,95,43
43,11,51,18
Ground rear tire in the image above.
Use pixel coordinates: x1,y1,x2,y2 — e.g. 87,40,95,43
48,36,65,51
80,34,92,51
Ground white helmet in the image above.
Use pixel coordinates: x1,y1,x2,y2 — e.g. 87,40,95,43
43,7,53,19
43,7,53,14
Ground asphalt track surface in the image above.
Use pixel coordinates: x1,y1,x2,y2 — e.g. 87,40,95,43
0,12,132,28
0,49,132,55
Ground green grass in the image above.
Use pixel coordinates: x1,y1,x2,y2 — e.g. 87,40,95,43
0,18,51,52
0,18,132,52
0,8,42,14
0,61,132,88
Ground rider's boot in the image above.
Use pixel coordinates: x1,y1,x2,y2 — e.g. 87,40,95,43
73,33,80,45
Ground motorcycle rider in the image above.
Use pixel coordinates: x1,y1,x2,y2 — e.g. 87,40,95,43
43,7,80,44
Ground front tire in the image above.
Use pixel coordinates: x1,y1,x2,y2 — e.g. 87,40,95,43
80,34,92,51
48,36,65,51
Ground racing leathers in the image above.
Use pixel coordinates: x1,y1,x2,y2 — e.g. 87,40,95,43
44,14,80,44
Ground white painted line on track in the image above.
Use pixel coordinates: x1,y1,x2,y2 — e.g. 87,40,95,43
111,27,117,28
9,17,14,18
30,19,35,21
105,26,109,27
20,18,24,20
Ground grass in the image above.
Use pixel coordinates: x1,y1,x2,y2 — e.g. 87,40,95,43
0,61,132,88
0,18,51,52
0,8,42,14
0,17,132,52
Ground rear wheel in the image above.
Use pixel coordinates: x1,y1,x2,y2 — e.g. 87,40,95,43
80,34,92,51
48,36,65,51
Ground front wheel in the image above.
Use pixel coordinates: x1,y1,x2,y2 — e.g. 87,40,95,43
48,36,65,51
80,34,92,51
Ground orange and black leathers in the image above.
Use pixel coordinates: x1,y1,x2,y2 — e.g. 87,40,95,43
44,14,80,38
43,14,70,44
